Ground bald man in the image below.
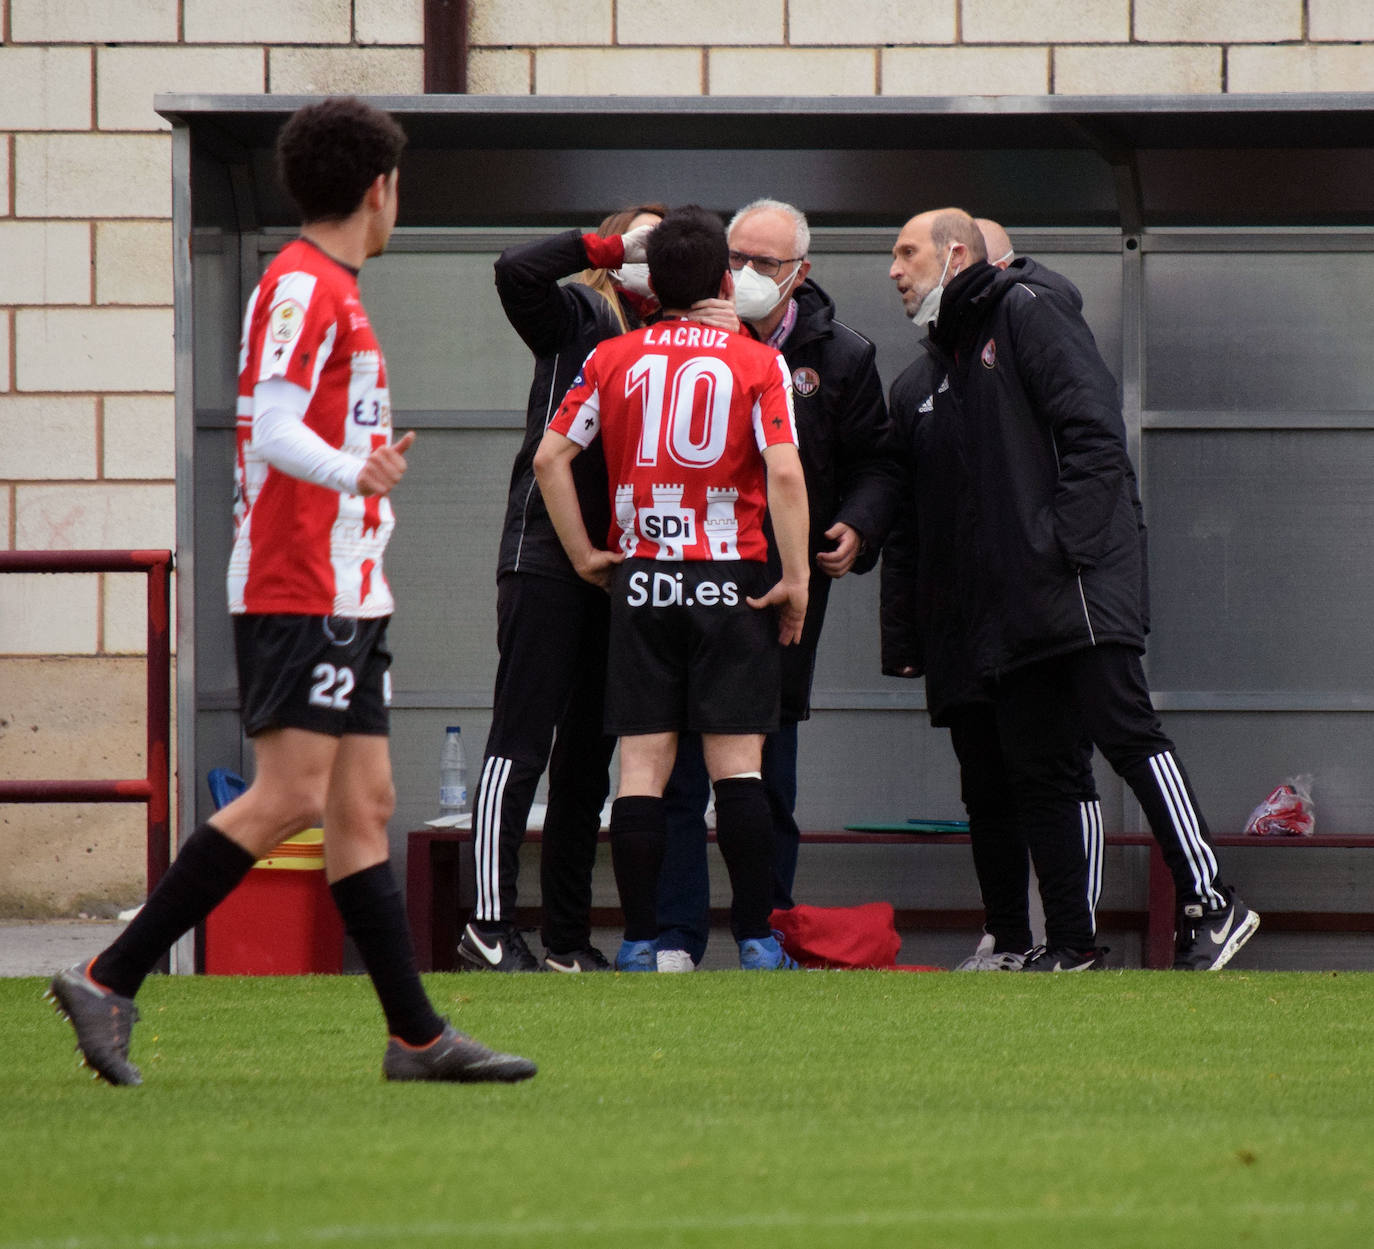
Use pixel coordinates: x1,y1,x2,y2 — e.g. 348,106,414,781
882,215,1101,968
887,206,1257,972
974,218,1014,268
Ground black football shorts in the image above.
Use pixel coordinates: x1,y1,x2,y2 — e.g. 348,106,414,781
233,613,392,738
605,559,780,736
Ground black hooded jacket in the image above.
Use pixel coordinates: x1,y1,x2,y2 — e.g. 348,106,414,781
907,256,1149,685
879,345,985,723
493,229,628,584
771,279,902,721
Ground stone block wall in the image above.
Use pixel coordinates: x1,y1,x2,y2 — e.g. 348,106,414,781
1,0,1367,912
0,0,423,914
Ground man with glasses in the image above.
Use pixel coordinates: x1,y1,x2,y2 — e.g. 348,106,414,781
654,198,902,971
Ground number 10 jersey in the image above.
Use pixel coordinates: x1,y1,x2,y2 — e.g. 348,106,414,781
550,319,798,563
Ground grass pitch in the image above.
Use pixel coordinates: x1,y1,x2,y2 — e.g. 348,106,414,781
4,969,1373,1249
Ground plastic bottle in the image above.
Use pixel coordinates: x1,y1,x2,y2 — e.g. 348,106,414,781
439,725,468,816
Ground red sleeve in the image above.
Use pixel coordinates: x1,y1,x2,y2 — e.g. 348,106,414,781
253,270,338,393
580,233,626,271
550,349,602,445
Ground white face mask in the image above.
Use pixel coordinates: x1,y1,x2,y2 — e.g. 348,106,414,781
733,261,800,323
612,263,653,298
910,247,956,328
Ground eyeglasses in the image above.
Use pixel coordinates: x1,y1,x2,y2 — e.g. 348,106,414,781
728,249,804,279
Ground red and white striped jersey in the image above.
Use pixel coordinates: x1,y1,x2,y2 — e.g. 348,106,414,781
230,238,396,617
550,319,797,562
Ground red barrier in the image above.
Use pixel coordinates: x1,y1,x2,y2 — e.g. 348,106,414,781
0,550,174,892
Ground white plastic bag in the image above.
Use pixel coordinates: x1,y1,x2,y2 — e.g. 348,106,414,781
1243,774,1315,837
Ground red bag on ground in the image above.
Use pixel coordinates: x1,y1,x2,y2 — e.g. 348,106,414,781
769,902,903,969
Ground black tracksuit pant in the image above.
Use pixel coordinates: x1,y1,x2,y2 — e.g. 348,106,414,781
993,643,1226,946
947,702,1102,953
468,571,616,954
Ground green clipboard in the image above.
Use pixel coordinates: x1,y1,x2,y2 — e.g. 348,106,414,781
843,819,970,834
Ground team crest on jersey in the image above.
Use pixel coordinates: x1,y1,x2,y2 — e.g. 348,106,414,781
269,299,306,344
981,338,997,369
792,366,820,397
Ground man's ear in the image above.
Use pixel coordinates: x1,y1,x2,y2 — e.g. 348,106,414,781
719,269,735,301
365,172,388,212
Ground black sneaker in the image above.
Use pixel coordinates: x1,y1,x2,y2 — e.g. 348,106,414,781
45,961,143,1086
1021,945,1108,972
383,1021,536,1083
542,945,611,973
456,922,543,972
1173,887,1260,970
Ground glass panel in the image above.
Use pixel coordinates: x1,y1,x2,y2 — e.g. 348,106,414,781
360,251,533,413
1145,251,1374,411
1144,429,1374,692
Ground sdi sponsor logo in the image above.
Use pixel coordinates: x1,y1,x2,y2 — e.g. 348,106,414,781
626,570,739,608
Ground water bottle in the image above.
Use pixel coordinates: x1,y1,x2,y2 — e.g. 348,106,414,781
439,726,468,816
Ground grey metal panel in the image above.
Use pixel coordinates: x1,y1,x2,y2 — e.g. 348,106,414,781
191,428,239,704
358,249,534,412
1144,248,1374,410
1143,429,1374,696
191,232,240,412
1156,711,1374,834
383,429,517,708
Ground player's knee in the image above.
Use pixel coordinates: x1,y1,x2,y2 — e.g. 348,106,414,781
266,779,327,835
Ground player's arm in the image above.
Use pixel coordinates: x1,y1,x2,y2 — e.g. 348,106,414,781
252,378,415,498
533,429,623,589
252,376,412,500
749,441,810,646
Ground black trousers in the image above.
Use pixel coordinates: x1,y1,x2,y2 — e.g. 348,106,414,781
468,572,616,953
948,702,1101,953
994,644,1225,920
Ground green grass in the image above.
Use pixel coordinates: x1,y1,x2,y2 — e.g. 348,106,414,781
4,970,1373,1249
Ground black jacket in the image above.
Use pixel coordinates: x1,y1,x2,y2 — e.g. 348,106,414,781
925,257,1149,680
773,279,902,721
493,229,628,584
879,347,986,723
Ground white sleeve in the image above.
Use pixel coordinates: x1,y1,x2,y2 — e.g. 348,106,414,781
252,377,363,495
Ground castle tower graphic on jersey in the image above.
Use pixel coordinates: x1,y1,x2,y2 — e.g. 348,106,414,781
551,319,797,562
704,486,741,559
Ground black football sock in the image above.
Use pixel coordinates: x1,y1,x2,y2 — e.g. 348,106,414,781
330,862,444,1047
609,795,665,941
713,777,774,941
91,821,256,999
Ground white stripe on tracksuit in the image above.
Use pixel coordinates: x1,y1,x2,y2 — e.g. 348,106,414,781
474,755,512,922
1147,751,1224,908
1081,799,1104,937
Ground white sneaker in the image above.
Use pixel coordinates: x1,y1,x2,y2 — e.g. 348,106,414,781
655,948,695,973
954,932,1026,971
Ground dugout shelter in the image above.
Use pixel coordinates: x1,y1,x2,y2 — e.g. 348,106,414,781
161,94,1374,966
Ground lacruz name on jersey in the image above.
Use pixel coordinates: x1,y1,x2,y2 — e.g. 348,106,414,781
642,325,732,350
